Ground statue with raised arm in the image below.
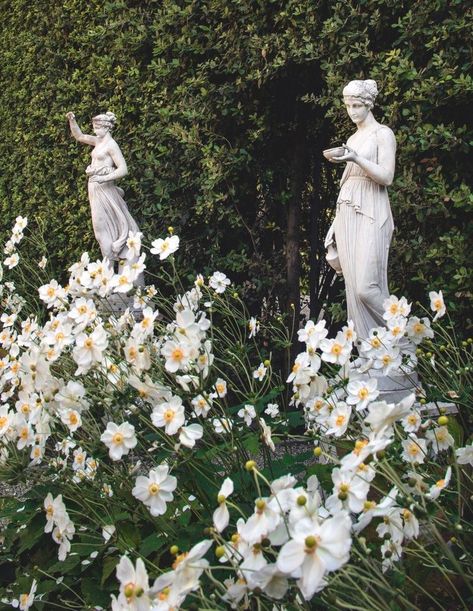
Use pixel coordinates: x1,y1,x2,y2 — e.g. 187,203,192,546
66,111,140,264
323,79,396,339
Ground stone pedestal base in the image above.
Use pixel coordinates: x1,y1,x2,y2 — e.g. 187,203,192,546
97,294,143,320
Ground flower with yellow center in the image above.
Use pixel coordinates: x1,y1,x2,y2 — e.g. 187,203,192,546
132,464,177,516
151,396,185,436
100,421,137,461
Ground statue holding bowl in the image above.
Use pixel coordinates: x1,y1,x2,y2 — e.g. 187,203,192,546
324,79,396,339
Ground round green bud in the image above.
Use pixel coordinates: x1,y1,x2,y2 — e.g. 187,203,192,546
313,447,322,457
264,359,271,367
245,460,256,471
215,545,225,559
170,545,179,555
255,498,266,511
438,415,449,426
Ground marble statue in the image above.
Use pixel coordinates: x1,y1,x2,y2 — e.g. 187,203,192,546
66,111,140,264
323,79,396,340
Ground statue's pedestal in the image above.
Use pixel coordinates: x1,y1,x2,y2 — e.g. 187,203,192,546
97,294,143,320
365,368,419,404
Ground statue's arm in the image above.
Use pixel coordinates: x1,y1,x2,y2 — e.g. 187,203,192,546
102,142,128,182
66,112,96,146
353,128,396,186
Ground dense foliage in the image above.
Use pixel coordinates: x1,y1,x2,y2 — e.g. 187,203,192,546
0,0,472,329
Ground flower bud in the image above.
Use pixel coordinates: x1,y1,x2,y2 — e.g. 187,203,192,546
170,545,179,555
215,545,225,558
245,460,256,471
313,447,322,457
255,498,266,511
264,359,271,367
437,415,449,426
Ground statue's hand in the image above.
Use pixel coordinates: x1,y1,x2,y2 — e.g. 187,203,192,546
66,111,76,121
332,145,358,163
89,175,106,184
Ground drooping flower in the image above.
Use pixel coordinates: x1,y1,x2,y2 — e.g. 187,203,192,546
456,443,473,466
426,425,454,453
179,423,203,448
277,514,352,600
132,464,177,517
429,290,446,321
100,422,138,461
11,579,37,611
213,477,234,532
115,555,150,610
248,316,259,338
427,466,452,500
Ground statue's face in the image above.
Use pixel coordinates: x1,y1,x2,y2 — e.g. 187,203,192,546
344,96,370,125
92,122,109,138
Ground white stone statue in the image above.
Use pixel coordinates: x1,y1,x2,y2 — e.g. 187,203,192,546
323,79,396,339
66,111,140,264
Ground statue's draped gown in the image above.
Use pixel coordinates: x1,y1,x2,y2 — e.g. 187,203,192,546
86,158,139,261
333,126,395,339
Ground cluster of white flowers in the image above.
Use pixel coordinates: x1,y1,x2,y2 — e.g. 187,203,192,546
111,542,212,610
43,493,75,561
3,216,27,270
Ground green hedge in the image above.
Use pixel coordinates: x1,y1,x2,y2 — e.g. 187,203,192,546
0,0,471,327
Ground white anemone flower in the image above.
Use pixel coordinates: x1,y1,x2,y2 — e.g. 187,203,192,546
213,477,234,532
383,295,411,321
179,423,203,448
238,404,256,426
209,271,231,294
406,316,434,344
161,340,191,373
150,235,180,260
346,378,379,411
4,253,20,269
401,410,422,433
427,466,452,500
426,425,454,453
213,417,233,434
429,290,446,321
365,394,415,434
401,434,428,464
132,465,177,517
151,396,185,436
100,422,138,461
115,555,150,610
253,362,267,381
325,402,352,437
248,316,260,338
11,579,37,611
277,513,352,600
320,331,352,365
297,320,328,349
456,443,473,466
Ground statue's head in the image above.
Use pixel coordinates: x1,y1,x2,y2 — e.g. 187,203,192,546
342,79,378,110
92,111,117,133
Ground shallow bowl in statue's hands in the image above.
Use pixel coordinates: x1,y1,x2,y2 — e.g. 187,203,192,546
323,146,347,160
